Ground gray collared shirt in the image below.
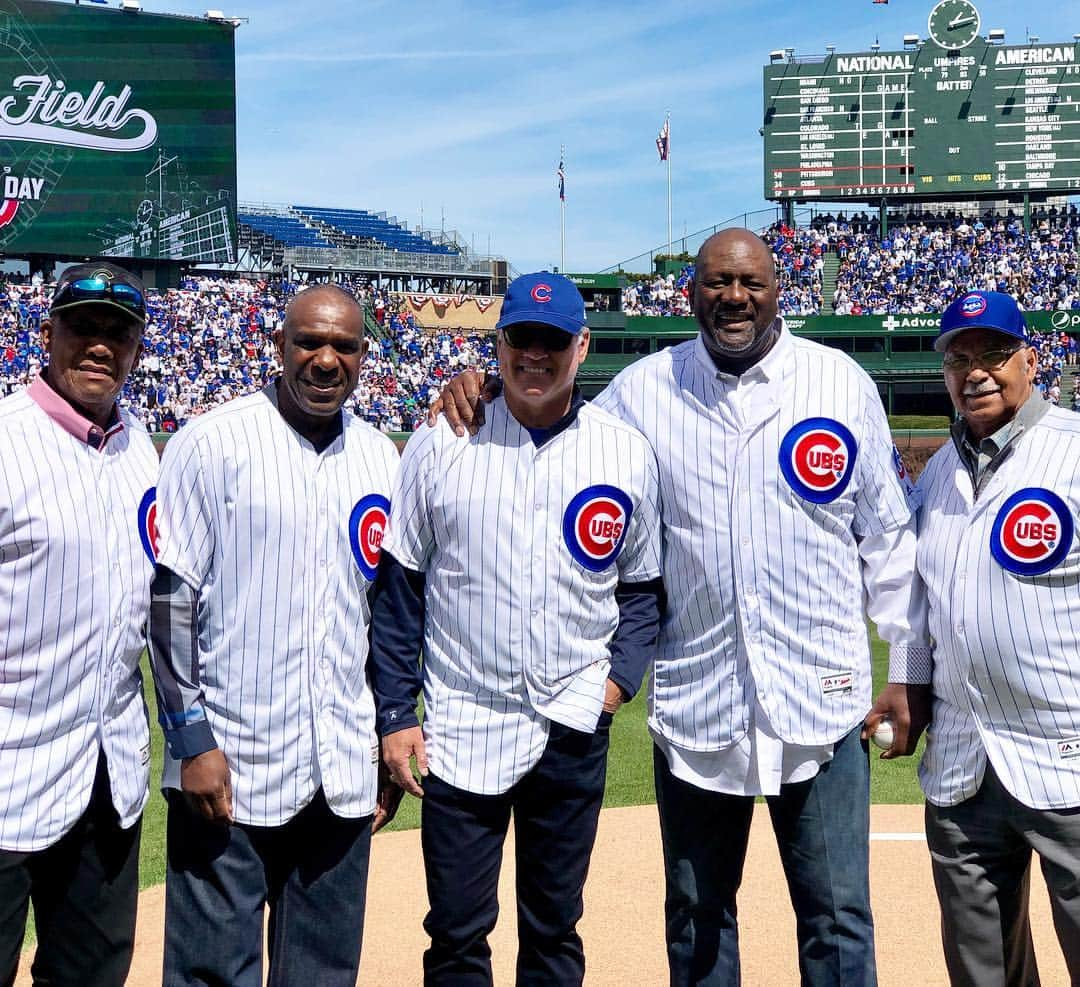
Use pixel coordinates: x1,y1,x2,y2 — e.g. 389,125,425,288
951,390,1049,497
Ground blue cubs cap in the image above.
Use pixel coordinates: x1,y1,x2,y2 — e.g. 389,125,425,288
934,290,1029,352
496,272,586,335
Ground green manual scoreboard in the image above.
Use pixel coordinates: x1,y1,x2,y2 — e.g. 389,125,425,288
762,0,1080,201
0,0,237,262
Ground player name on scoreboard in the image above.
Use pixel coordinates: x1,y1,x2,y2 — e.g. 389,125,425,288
763,36,1080,200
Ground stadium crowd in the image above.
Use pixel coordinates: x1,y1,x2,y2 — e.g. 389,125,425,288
1,212,1078,431
623,205,1080,320
0,274,497,434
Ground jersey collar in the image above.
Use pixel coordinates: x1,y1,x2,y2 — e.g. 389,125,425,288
28,371,124,450
692,317,790,384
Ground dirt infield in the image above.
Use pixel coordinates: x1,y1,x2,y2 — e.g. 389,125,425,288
16,803,1071,986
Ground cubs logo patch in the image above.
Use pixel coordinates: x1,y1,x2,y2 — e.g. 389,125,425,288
562,484,633,573
349,494,390,580
960,293,987,318
530,283,552,303
137,487,158,564
989,488,1073,576
892,444,915,494
779,418,858,504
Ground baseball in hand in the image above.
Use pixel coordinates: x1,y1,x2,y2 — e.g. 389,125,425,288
871,719,895,750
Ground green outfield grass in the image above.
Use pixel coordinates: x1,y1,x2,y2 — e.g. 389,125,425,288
23,631,924,950
888,414,951,430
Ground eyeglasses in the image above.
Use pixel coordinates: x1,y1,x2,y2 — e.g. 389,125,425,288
501,324,576,352
942,346,1024,374
52,277,145,319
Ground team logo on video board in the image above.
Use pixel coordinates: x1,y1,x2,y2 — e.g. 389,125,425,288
137,487,158,563
989,488,1073,576
562,485,633,572
779,418,858,504
349,494,390,580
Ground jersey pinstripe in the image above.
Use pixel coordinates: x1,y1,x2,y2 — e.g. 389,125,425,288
382,398,662,796
916,405,1080,810
0,390,156,852
593,324,928,752
153,384,399,826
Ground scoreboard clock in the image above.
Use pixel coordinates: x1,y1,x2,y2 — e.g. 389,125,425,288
927,0,981,51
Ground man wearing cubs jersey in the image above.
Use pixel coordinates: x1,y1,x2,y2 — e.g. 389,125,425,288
370,272,664,985
0,263,156,987
434,231,930,986
914,290,1080,985
148,284,401,987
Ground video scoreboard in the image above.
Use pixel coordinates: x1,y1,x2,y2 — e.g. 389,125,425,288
0,0,237,262
762,0,1080,201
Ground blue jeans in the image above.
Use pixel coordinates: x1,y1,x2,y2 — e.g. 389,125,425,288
654,723,875,987
420,714,612,986
163,787,372,987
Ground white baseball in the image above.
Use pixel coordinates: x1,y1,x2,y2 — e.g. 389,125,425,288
871,719,895,750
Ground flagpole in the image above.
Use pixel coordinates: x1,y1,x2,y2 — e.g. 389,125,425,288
666,111,672,259
560,144,566,272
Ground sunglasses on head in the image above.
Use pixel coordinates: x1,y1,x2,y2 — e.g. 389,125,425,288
501,324,576,352
53,277,145,318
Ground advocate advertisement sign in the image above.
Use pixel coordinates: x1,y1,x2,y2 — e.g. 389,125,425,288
0,0,237,262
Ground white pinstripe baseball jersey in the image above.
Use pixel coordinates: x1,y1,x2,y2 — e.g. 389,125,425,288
153,384,399,826
0,382,156,852
382,397,662,796
593,323,930,754
916,404,1080,810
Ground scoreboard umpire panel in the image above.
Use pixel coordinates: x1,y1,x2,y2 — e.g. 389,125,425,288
762,13,1080,201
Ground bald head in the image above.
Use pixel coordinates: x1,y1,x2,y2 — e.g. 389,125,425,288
283,283,365,335
695,229,776,285
691,229,779,365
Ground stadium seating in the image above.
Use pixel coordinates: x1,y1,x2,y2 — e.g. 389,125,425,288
0,275,495,435
625,207,1080,319
293,205,458,255
237,211,334,249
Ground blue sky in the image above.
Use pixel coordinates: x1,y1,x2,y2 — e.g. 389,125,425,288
133,0,1079,273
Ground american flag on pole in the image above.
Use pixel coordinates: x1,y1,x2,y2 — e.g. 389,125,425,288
557,157,565,201
656,118,670,162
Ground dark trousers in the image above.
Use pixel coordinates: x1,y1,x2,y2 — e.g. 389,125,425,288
925,762,1080,987
163,787,373,987
420,714,612,986
654,723,876,987
0,753,141,987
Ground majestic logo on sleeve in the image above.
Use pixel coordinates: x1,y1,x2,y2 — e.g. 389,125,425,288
779,418,858,504
562,485,633,572
137,487,158,564
349,494,390,580
989,488,1074,576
